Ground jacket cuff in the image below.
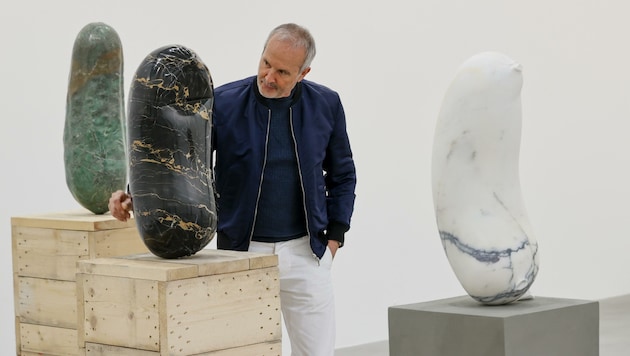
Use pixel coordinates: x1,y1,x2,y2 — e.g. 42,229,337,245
327,221,349,247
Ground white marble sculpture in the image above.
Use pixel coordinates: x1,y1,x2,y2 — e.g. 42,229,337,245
431,51,539,305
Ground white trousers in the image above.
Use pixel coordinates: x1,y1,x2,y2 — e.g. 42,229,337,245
248,236,336,356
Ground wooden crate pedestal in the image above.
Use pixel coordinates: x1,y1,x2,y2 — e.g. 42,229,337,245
77,250,282,355
12,210,149,355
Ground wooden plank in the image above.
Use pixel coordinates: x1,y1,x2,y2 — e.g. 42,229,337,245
13,273,19,329
203,340,282,356
163,267,281,354
88,227,147,259
114,249,253,276
81,274,161,351
249,253,279,270
20,323,79,355
77,256,199,281
180,249,252,276
83,340,282,356
17,277,77,328
15,316,20,356
11,210,135,231
85,342,158,355
76,274,86,349
114,249,278,276
12,228,19,281
21,350,85,356
213,249,279,270
13,226,88,280
158,281,169,355
76,250,277,283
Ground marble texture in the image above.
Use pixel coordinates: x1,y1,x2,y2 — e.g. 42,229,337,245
128,45,216,259
431,52,539,305
64,22,126,214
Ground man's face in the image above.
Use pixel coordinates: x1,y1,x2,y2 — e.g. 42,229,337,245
257,35,311,99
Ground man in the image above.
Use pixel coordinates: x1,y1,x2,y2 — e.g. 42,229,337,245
109,23,356,356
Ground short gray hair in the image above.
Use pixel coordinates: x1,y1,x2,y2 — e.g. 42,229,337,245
264,23,316,72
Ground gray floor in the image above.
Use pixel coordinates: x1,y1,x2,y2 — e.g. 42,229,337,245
335,294,630,356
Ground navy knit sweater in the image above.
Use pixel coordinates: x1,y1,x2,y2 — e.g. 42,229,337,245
252,94,307,242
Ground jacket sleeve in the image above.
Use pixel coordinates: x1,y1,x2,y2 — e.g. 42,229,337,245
323,97,357,236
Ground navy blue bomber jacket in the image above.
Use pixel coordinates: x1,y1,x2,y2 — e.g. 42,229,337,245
212,76,356,259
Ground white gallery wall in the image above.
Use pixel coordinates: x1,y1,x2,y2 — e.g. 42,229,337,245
2,0,630,351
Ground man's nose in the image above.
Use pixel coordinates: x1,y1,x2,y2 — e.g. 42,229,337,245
264,70,276,83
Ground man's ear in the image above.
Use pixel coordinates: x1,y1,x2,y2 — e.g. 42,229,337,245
298,67,311,82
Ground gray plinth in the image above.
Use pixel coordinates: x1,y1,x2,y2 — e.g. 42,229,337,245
388,295,599,356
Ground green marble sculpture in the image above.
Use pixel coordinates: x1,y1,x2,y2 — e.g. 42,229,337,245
64,22,126,214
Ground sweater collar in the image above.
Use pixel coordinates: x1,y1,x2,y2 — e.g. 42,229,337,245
252,76,302,107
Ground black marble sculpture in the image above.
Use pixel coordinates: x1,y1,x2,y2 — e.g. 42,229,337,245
128,45,217,259
64,22,126,214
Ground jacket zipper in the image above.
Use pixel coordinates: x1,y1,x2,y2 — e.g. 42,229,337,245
248,109,272,244
289,107,319,263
